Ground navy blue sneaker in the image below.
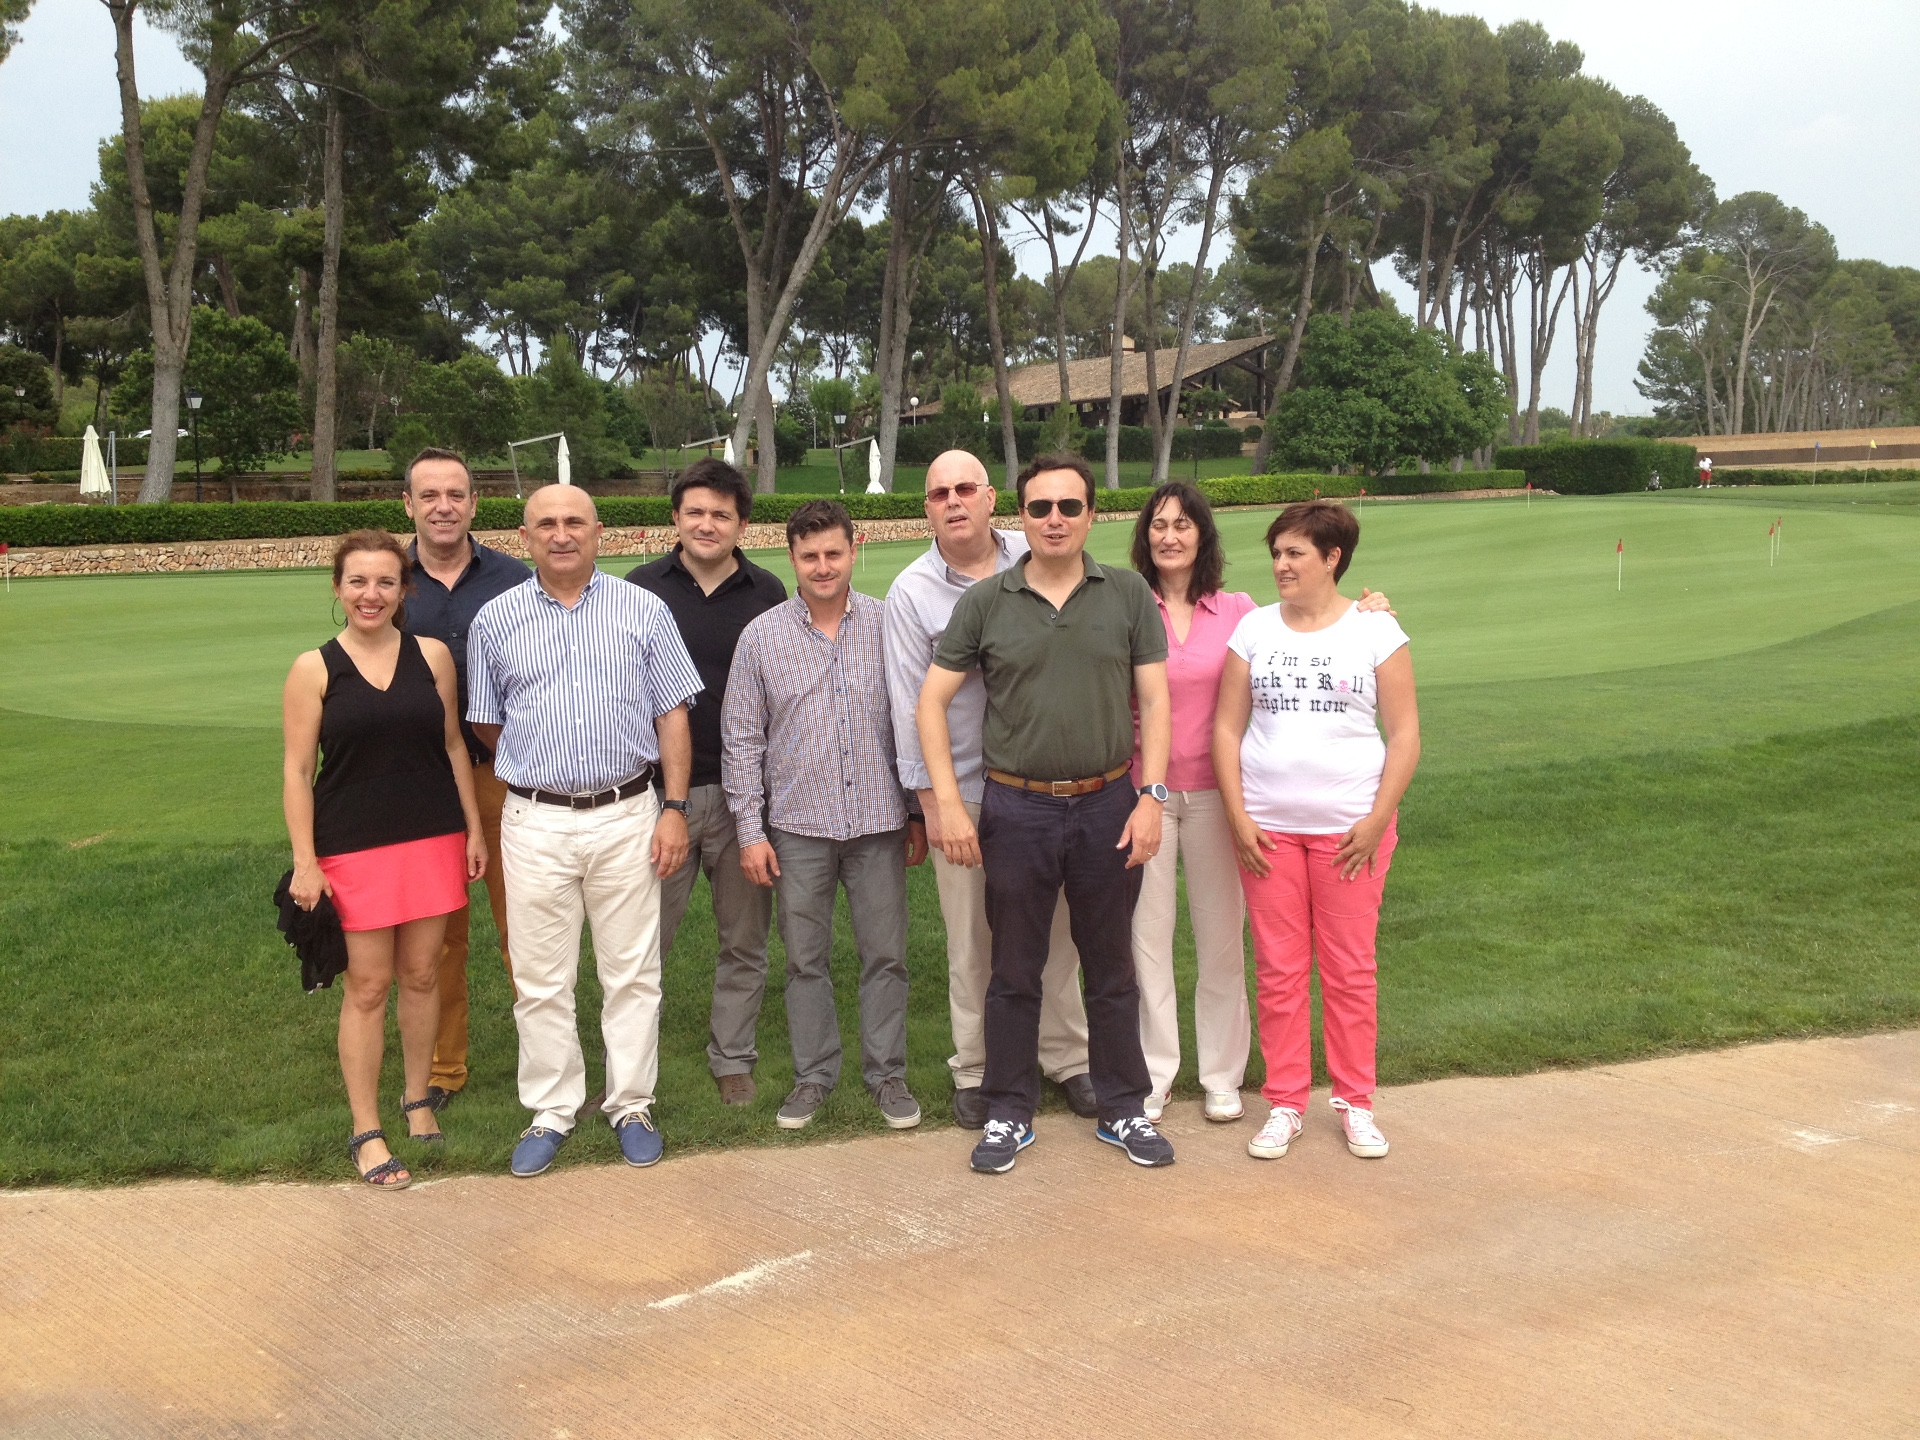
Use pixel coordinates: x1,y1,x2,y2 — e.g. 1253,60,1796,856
615,1111,663,1167
969,1118,1034,1174
510,1125,568,1178
1095,1116,1175,1167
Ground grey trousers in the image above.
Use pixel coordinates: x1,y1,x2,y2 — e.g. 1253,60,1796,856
768,826,909,1092
658,783,773,1078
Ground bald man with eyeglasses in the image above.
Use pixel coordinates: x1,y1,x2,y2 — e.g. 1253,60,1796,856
883,451,1096,1131
916,454,1175,1175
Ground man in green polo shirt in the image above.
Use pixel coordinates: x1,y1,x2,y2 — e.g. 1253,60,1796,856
916,453,1175,1173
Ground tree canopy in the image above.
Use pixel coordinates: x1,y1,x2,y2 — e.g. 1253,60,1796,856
0,0,1911,502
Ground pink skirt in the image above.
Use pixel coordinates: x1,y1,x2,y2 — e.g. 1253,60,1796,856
317,832,468,932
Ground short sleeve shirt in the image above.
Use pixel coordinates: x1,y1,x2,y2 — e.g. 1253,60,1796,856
934,552,1167,781
1226,601,1411,833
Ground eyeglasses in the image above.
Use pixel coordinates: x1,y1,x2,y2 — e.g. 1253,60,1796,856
1024,497,1086,519
925,481,982,506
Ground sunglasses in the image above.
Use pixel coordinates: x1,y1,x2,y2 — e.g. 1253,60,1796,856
1024,497,1086,519
925,481,983,505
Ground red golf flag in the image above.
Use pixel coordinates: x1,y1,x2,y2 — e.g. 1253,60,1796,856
1616,539,1623,553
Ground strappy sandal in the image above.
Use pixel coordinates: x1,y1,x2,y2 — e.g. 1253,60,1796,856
401,1095,445,1144
348,1128,411,1190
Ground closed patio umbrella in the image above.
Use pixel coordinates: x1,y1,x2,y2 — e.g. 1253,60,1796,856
557,434,572,485
866,437,884,493
79,425,110,499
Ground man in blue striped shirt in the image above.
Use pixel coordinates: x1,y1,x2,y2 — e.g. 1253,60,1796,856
468,485,704,1177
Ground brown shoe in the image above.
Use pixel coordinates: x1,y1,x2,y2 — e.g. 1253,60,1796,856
716,1072,756,1106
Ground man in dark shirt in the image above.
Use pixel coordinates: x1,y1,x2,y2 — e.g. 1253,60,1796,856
401,446,531,1109
627,459,788,1105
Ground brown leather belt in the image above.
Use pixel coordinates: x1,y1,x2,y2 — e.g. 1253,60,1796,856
986,762,1132,797
509,767,656,810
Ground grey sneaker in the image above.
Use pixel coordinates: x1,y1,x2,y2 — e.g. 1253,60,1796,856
872,1077,922,1130
776,1082,828,1130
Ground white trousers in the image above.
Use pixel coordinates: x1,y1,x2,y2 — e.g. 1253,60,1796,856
501,788,664,1132
933,799,1090,1088
1129,786,1252,1096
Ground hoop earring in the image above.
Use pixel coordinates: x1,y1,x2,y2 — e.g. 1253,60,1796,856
331,598,346,628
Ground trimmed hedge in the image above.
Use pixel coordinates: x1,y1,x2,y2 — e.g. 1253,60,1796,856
0,434,150,473
1494,439,1697,494
891,420,1051,467
1078,426,1247,464
0,469,1532,548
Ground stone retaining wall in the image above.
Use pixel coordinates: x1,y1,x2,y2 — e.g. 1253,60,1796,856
2,495,1544,579
1,515,1134,578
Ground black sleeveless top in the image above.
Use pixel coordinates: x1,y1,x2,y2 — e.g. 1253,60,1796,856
312,634,466,857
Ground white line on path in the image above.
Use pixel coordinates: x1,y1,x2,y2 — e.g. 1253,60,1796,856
647,1249,815,1310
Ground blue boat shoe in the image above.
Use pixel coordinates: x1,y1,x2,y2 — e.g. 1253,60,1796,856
616,1111,663,1167
510,1125,568,1178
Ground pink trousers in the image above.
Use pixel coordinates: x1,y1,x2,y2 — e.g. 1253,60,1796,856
1238,818,1397,1112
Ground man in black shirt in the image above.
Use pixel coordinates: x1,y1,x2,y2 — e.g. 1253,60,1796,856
400,447,532,1109
627,460,788,1105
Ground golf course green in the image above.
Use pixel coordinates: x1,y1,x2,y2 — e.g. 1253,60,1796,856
3,482,1917,1184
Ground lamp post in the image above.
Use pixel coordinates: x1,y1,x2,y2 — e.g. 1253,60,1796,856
833,412,848,494
909,395,919,428
186,387,204,502
10,384,22,429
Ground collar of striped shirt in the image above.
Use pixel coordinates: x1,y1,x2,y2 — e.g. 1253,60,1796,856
531,566,603,609
465,568,705,795
784,588,855,631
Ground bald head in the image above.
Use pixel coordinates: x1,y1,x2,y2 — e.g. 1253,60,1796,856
524,483,599,525
521,483,602,595
923,448,998,569
926,449,989,493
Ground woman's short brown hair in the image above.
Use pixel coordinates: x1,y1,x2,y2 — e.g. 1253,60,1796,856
332,529,414,626
1265,501,1359,581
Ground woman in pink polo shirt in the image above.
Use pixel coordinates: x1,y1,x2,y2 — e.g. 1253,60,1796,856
1128,483,1392,1125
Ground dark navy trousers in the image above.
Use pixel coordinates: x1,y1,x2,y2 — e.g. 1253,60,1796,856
979,777,1151,1125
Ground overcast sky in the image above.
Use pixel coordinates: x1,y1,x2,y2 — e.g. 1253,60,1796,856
3,0,1915,416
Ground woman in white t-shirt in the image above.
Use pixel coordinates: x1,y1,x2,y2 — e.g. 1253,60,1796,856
1212,502,1421,1162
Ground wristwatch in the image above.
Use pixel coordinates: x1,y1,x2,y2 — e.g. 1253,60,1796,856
1137,782,1169,803
661,798,689,815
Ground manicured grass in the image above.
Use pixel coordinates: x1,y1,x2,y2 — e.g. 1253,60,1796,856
2,481,1917,1185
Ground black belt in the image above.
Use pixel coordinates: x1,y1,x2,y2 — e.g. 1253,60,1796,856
509,767,655,810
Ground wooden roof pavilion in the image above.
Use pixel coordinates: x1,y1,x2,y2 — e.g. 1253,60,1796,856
902,335,1276,427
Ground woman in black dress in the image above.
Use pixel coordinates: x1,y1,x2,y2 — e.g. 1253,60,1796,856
283,530,486,1189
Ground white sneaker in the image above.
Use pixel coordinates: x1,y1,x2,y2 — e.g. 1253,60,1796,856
1203,1090,1244,1122
1331,1097,1389,1157
1247,1107,1302,1159
1143,1089,1168,1122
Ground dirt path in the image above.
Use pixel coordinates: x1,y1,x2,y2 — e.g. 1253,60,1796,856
4,1030,1915,1438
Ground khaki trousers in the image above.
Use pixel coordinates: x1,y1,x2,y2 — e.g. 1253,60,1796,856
1129,787,1251,1097
430,759,512,1092
501,787,665,1133
934,799,1089,1089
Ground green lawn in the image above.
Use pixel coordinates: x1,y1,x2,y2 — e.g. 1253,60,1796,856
3,482,1918,1185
